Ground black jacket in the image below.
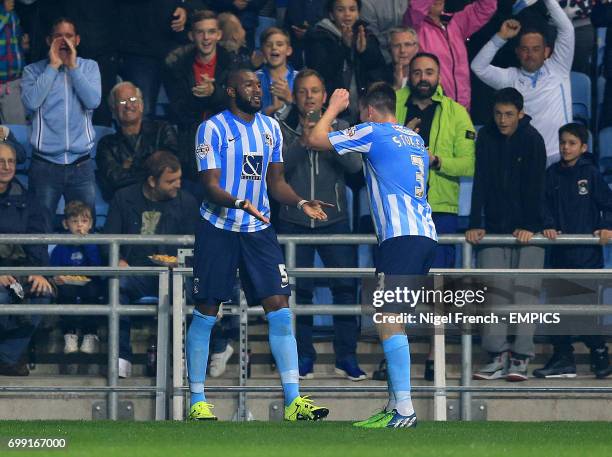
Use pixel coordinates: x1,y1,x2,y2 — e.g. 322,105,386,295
163,44,247,179
0,178,48,267
95,120,179,201
305,18,386,100
276,106,362,228
118,0,195,58
164,44,245,127
103,182,199,266
543,154,612,268
469,115,546,233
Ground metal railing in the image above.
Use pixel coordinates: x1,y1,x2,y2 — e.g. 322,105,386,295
2,234,612,422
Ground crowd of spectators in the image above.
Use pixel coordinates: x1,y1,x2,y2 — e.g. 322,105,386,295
1,0,611,381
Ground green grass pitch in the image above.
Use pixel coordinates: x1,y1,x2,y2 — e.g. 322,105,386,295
1,421,611,457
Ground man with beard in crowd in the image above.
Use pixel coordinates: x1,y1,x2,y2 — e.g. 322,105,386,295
395,52,475,380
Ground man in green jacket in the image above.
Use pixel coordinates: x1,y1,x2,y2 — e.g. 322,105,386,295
396,52,475,380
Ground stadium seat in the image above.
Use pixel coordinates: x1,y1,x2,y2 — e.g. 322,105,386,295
458,177,473,218
597,76,606,131
599,127,612,175
7,124,32,171
155,85,170,119
597,28,607,75
570,72,591,124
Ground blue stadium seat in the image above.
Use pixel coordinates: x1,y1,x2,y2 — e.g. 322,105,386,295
597,76,606,131
597,28,607,75
599,127,612,176
571,71,591,124
7,124,32,171
94,181,109,229
155,86,170,119
458,177,473,217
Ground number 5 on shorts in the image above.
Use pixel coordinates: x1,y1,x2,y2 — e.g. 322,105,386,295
278,264,289,287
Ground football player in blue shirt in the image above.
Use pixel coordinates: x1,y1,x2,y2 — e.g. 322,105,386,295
306,82,438,428
186,69,332,421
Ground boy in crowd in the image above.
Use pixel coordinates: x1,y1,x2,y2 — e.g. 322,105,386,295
256,27,297,116
466,88,546,382
51,200,102,354
535,123,612,379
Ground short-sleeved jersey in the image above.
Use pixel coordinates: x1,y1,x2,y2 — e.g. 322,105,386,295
329,122,437,243
195,110,283,232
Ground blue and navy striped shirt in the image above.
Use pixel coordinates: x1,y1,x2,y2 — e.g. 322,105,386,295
329,122,437,243
195,110,283,232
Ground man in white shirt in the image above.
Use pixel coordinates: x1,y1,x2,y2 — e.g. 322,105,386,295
471,0,574,166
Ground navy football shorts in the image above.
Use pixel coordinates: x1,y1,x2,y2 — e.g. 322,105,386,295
375,235,437,275
192,219,291,306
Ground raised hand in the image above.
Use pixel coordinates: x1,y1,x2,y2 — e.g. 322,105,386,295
64,37,78,69
341,24,353,48
270,78,292,104
328,89,350,115
498,19,521,40
356,25,367,53
171,7,187,32
49,38,62,69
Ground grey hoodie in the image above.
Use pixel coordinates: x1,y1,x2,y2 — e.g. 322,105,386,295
276,106,362,228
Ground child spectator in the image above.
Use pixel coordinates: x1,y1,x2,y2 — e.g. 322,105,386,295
256,27,297,116
305,0,386,122
467,87,546,382
51,200,103,355
534,123,612,379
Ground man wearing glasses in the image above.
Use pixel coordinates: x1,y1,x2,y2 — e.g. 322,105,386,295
21,17,101,233
96,81,179,201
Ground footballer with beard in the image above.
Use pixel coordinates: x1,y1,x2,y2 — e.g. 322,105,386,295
185,69,332,421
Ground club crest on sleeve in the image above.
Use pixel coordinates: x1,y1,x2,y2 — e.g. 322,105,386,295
343,126,356,137
264,132,273,146
196,143,211,159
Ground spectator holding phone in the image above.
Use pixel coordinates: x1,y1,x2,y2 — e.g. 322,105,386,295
284,0,327,68
274,69,366,381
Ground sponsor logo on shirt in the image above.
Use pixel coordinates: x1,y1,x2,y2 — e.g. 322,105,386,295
242,152,263,180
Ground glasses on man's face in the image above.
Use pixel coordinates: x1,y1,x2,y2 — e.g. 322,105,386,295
118,96,140,106
0,158,16,168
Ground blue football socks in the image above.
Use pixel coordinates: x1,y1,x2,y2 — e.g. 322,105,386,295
383,334,415,416
186,309,216,406
267,308,300,406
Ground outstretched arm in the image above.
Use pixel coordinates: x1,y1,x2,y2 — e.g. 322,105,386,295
544,0,574,74
200,169,270,224
267,163,332,220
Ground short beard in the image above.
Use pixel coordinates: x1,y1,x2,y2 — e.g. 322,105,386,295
409,82,437,100
235,94,260,114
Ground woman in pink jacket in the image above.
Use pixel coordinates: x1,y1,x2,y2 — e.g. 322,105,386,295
404,0,497,111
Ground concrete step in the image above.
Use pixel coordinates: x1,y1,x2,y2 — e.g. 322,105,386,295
2,374,611,421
